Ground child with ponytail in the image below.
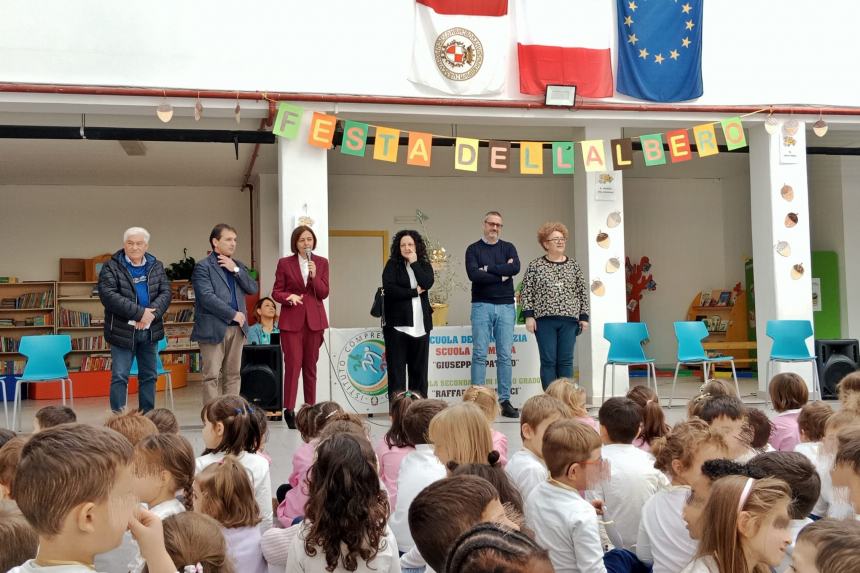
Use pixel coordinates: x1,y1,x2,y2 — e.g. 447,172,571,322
627,385,670,452
375,390,420,509
463,385,509,465
546,377,598,432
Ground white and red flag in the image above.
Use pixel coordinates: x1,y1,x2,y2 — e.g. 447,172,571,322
409,0,511,96
515,0,613,98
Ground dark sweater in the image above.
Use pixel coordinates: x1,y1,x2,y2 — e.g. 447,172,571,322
465,239,521,304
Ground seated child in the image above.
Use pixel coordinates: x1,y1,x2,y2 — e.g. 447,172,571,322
820,410,860,518
105,408,159,445
0,436,27,500
793,401,834,518
374,390,420,510
445,523,553,573
408,474,518,572
546,377,598,432
686,378,738,419
145,408,180,434
33,405,76,432
768,372,809,451
158,512,235,573
638,419,728,573
195,455,267,573
627,385,669,452
506,395,572,504
598,397,670,550
428,402,494,468
746,407,775,454
698,395,756,462
464,385,509,465
525,418,607,573
793,518,860,573
830,425,860,517
0,500,38,572
450,453,525,518
196,395,272,532
837,371,860,414
0,428,15,449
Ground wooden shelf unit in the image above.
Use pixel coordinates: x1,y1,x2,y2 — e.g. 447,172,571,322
686,290,752,364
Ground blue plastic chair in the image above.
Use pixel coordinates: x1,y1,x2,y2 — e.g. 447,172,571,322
765,320,822,404
670,321,739,408
130,337,174,410
13,335,73,431
602,322,658,404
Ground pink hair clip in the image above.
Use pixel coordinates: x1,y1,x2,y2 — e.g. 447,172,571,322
182,564,203,573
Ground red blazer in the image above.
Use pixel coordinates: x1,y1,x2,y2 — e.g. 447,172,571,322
272,254,329,332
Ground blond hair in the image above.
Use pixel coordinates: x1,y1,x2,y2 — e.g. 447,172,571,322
838,372,860,414
545,378,588,417
105,408,159,445
542,418,602,478
520,395,573,440
196,455,261,528
687,378,738,418
651,418,728,477
463,385,500,422
429,403,494,466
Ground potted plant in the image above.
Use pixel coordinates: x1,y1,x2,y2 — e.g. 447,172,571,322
417,210,468,326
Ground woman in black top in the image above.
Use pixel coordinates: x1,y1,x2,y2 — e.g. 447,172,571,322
382,230,434,402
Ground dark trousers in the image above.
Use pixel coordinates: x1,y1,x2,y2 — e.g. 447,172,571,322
110,329,157,412
534,316,579,390
281,326,324,410
383,327,429,401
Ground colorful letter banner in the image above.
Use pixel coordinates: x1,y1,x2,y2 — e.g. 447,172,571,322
640,133,666,166
455,137,480,172
693,123,719,157
488,140,510,172
721,116,747,151
373,127,400,162
407,132,432,167
272,102,304,140
667,129,692,163
307,112,337,149
520,142,544,175
580,140,607,172
340,121,368,157
551,142,575,175
610,139,633,171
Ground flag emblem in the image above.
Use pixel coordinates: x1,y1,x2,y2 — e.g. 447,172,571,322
434,27,483,81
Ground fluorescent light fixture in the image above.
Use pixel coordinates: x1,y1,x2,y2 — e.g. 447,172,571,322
545,84,577,107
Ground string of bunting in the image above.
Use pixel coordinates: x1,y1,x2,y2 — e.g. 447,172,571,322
270,101,767,174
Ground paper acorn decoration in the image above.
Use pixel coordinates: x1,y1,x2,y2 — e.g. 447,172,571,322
591,279,606,296
776,241,791,257
785,213,798,228
791,263,805,280
596,231,611,249
783,118,799,136
607,211,622,228
781,184,794,202
606,257,621,273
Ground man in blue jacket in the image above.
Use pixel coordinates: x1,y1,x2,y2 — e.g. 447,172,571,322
98,227,172,412
192,223,258,405
465,211,521,418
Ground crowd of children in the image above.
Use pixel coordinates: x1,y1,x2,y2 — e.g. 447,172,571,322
1,371,860,573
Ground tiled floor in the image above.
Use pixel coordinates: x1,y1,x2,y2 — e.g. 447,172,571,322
7,376,833,487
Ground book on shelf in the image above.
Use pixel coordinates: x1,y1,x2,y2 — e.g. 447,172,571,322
165,309,195,322
0,277,19,284
716,291,731,307
699,290,712,307
0,337,20,353
70,335,108,351
7,290,54,309
59,308,94,327
2,359,26,375
80,354,112,372
718,318,730,332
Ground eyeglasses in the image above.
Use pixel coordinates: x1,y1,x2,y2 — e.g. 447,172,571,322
546,237,567,243
484,221,504,228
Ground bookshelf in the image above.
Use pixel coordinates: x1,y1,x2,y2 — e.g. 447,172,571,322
686,289,751,364
0,282,55,375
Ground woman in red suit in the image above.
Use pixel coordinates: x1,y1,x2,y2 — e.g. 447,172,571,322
272,225,329,428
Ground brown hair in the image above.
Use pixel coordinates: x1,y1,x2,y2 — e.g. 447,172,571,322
687,379,739,418
838,371,860,414
698,395,746,423
536,221,569,250
745,408,773,450
12,424,133,535
209,223,237,250
445,523,551,573
651,418,728,477
0,428,15,450
450,460,524,515
696,476,791,573
200,395,263,455
385,390,422,448
408,475,500,572
253,296,278,322
145,408,180,434
34,405,76,429
105,408,159,445
0,436,27,494
317,412,368,442
542,418,602,478
797,402,834,442
403,399,448,445
768,372,809,412
520,395,572,441
796,518,860,573
0,500,37,572
627,385,669,446
545,378,588,417
749,451,820,519
463,385,500,423
290,225,317,255
134,433,196,511
598,397,643,443
153,512,235,573
195,455,261,528
429,402,494,466
295,401,344,443
834,425,860,473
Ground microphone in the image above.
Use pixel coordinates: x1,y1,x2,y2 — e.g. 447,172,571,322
305,248,312,261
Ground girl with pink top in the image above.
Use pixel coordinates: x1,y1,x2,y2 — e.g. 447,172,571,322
768,373,809,451
463,385,508,466
275,401,343,526
627,385,670,453
374,390,421,509
545,377,600,434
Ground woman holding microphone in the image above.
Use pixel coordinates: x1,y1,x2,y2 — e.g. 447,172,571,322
272,225,329,428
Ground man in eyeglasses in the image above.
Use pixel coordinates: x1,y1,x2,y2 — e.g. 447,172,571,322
465,211,521,418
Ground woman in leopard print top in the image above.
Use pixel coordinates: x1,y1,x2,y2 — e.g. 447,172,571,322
520,222,590,390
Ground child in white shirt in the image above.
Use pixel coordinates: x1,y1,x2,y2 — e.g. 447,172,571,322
792,518,860,573
793,401,834,517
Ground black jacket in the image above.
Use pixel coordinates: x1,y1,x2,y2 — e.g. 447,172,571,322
382,258,434,332
97,250,172,350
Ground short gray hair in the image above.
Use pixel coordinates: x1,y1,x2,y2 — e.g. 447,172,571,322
123,227,150,243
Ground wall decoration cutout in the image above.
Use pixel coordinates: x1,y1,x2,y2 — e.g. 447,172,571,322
776,241,791,257
596,231,611,249
606,257,621,273
783,119,800,136
785,213,798,228
607,211,622,228
791,263,805,280
780,184,794,201
591,279,606,296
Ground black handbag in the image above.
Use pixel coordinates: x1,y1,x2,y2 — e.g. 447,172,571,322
370,287,384,318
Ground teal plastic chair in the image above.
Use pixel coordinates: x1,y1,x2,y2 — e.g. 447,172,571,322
670,321,739,408
765,320,821,404
130,337,174,410
13,335,73,431
602,322,658,404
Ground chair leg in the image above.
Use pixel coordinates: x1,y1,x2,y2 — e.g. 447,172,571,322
650,363,659,400
67,378,74,407
765,360,773,409
12,380,22,432
730,360,740,399
1,382,7,430
602,362,609,405
166,374,174,411
703,361,709,382
612,364,617,400
670,362,681,408
60,376,66,405
811,358,822,401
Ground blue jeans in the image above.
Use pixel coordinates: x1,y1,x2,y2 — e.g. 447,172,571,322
534,316,579,390
470,303,515,401
110,329,157,412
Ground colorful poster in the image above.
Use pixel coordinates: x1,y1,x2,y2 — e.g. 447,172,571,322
693,123,719,157
455,137,480,171
272,102,304,140
488,140,511,172
307,112,337,148
639,133,666,166
520,141,544,174
373,127,401,162
610,138,633,170
340,121,369,157
551,142,575,174
779,133,801,164
407,132,433,167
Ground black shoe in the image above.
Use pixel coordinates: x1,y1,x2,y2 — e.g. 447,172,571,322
284,409,296,429
500,400,519,418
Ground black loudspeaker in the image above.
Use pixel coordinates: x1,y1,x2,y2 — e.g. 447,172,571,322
815,339,860,399
240,344,283,413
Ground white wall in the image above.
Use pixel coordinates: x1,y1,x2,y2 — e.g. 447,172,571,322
0,185,252,280
1,1,859,106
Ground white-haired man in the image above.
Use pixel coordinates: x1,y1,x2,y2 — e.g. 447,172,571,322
97,227,172,412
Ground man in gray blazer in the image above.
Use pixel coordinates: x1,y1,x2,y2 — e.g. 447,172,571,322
192,223,258,404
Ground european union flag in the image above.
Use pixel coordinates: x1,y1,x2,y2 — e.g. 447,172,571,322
616,0,703,102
